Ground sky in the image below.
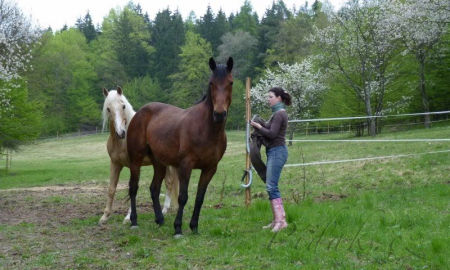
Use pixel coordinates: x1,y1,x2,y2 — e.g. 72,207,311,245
15,0,347,30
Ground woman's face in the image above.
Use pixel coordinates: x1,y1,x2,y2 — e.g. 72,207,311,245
268,91,282,107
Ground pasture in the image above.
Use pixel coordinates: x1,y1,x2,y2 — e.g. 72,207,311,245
0,126,449,269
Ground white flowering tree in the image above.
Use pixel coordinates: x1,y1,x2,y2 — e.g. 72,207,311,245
387,0,449,128
313,0,399,136
252,58,325,121
0,0,40,151
0,0,37,117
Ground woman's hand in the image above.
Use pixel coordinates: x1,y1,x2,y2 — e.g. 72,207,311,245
250,120,262,129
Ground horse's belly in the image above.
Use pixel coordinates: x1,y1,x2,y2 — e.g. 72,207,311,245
142,156,152,165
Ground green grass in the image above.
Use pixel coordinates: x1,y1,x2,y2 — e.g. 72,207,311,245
0,126,449,269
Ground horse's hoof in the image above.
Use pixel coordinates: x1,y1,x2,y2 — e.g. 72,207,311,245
130,225,139,230
123,218,131,224
174,234,183,239
98,215,108,225
155,218,164,226
190,225,198,234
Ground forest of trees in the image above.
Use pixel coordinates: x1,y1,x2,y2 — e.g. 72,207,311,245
1,0,449,149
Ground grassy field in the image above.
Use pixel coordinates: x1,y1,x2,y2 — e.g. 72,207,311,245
0,126,449,269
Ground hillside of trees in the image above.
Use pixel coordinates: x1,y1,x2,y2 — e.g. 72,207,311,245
1,0,449,149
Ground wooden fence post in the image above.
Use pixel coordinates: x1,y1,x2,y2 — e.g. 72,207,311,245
245,77,252,207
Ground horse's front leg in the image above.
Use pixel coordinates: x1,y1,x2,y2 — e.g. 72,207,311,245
174,163,192,236
129,163,141,228
190,166,217,234
149,162,166,225
99,162,123,225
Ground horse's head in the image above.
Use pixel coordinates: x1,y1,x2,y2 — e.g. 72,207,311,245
209,57,233,123
102,86,131,139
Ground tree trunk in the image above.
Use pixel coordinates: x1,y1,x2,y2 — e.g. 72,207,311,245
418,51,431,128
364,89,376,136
288,126,294,146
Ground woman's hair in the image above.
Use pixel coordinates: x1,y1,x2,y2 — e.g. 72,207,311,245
269,87,292,106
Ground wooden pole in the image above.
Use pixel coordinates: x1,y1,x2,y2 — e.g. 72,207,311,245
245,77,252,207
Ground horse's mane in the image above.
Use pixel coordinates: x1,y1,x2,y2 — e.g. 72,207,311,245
102,90,135,132
195,95,207,105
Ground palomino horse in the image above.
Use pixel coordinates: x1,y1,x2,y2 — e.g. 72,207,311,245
127,57,233,236
98,87,179,225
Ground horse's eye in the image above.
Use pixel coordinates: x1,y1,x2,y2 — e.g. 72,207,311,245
230,82,233,86
107,108,110,112
122,105,126,110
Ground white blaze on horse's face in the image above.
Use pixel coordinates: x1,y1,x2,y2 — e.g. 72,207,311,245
103,88,127,139
112,101,127,139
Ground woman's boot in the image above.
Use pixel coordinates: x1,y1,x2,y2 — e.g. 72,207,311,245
271,198,288,232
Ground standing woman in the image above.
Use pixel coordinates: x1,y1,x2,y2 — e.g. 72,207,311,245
251,87,291,232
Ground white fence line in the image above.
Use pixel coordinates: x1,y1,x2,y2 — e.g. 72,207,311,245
284,149,450,167
288,139,450,143
289,110,450,123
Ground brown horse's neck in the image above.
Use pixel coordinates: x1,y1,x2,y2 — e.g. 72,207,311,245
198,99,226,133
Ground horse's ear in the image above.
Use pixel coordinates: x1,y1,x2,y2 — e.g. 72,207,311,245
209,57,216,71
103,88,109,97
117,86,122,95
226,57,233,73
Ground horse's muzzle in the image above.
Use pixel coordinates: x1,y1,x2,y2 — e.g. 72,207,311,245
213,111,227,123
116,130,126,139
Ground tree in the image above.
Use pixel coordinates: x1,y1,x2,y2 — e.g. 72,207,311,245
185,11,197,32
75,12,98,43
101,5,155,79
387,0,450,127
88,34,128,97
0,0,37,117
231,0,259,36
264,11,313,67
252,59,325,121
0,79,42,150
150,9,185,89
124,75,163,109
217,30,258,80
314,0,399,136
169,31,212,108
27,29,99,134
197,5,215,48
213,9,230,53
258,0,292,67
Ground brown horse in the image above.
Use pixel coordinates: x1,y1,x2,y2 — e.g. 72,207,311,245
126,57,233,236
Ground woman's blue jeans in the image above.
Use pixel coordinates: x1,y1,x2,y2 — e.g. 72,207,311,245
266,145,288,200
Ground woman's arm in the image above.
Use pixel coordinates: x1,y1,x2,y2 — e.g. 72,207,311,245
255,113,284,139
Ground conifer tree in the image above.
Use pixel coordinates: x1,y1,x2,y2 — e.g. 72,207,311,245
75,12,98,43
150,9,186,90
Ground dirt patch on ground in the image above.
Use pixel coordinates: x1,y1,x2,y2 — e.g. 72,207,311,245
0,184,150,226
0,184,160,268
314,192,347,202
1,183,127,192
